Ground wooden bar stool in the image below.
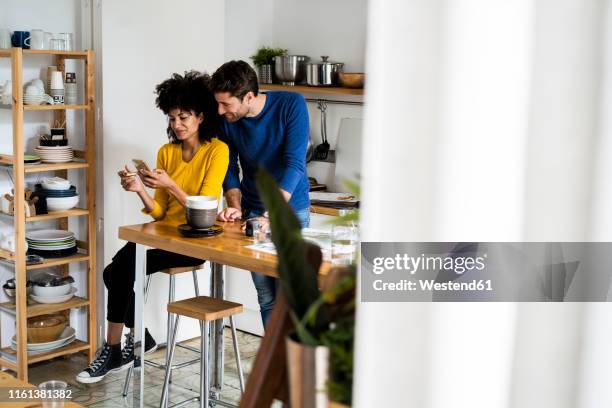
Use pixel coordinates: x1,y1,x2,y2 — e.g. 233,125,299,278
123,264,204,397
159,296,245,408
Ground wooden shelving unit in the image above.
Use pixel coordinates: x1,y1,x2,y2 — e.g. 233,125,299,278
0,48,97,381
0,296,90,317
260,83,364,96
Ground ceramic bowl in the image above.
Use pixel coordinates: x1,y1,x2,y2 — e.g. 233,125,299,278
186,207,217,229
27,314,67,343
339,72,365,88
41,177,71,190
185,196,218,210
32,283,72,297
46,195,79,211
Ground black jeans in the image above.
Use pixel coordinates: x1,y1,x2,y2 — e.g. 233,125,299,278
103,242,205,328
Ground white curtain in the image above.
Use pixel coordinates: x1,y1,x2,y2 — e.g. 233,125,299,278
355,0,612,407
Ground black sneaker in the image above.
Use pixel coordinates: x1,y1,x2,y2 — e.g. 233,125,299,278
125,328,158,368
76,343,126,384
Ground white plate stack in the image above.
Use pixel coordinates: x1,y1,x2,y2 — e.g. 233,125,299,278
34,145,73,163
10,327,76,355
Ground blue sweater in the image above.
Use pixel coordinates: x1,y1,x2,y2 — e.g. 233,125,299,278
221,91,310,214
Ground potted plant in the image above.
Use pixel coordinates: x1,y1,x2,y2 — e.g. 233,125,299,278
250,46,287,84
256,169,356,407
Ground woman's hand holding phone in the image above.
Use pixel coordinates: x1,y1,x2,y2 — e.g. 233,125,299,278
141,168,174,189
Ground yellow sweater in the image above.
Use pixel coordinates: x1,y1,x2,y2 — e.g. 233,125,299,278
143,138,229,223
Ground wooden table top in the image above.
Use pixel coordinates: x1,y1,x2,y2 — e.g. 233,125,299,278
0,372,84,408
119,221,330,278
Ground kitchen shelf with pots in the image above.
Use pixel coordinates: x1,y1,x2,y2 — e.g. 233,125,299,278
260,84,363,96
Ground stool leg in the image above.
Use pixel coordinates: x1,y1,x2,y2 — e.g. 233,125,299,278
160,316,180,408
192,269,200,296
167,275,176,384
200,320,209,408
192,270,204,333
144,275,152,303
229,316,245,393
122,365,133,397
122,274,152,396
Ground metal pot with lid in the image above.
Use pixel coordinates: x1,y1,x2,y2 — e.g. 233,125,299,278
306,56,344,87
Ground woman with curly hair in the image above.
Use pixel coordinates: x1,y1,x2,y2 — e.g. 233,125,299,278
77,71,229,384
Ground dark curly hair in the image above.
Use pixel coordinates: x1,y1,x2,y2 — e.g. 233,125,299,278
209,60,259,100
155,70,221,144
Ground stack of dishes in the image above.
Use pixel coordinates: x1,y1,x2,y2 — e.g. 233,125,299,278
33,145,73,163
24,154,41,165
35,182,79,211
26,230,77,258
10,327,76,356
30,283,77,304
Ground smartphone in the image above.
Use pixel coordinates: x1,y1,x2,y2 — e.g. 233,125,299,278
132,159,151,174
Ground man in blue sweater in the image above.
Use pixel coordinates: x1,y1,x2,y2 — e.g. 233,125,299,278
210,60,310,326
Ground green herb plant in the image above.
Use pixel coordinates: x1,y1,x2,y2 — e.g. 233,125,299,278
250,46,288,67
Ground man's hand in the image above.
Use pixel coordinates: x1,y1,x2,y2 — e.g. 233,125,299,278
217,207,242,222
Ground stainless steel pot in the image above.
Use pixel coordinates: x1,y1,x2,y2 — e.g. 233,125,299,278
274,55,310,85
306,56,344,86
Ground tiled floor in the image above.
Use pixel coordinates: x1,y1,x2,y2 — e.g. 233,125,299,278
24,329,272,407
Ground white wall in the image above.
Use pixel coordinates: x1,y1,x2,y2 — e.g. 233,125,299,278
100,0,225,343
224,0,367,334
0,0,90,347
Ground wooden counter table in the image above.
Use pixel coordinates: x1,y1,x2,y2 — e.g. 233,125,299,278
0,371,84,408
118,221,329,407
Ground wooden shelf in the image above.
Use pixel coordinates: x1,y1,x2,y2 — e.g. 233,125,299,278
26,252,89,270
23,50,89,59
24,104,88,111
0,49,89,59
261,84,363,96
0,208,89,222
0,356,18,371
0,248,14,261
1,340,89,364
0,296,89,317
0,156,89,173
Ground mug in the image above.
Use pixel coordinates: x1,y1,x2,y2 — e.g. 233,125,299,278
29,29,44,50
11,31,30,49
0,29,10,49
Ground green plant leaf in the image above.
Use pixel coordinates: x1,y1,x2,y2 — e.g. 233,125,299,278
250,47,288,66
256,168,329,341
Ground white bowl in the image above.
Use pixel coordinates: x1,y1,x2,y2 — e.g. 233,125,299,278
41,178,71,191
46,195,79,211
186,196,218,210
32,283,72,297
24,85,43,96
30,79,45,92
